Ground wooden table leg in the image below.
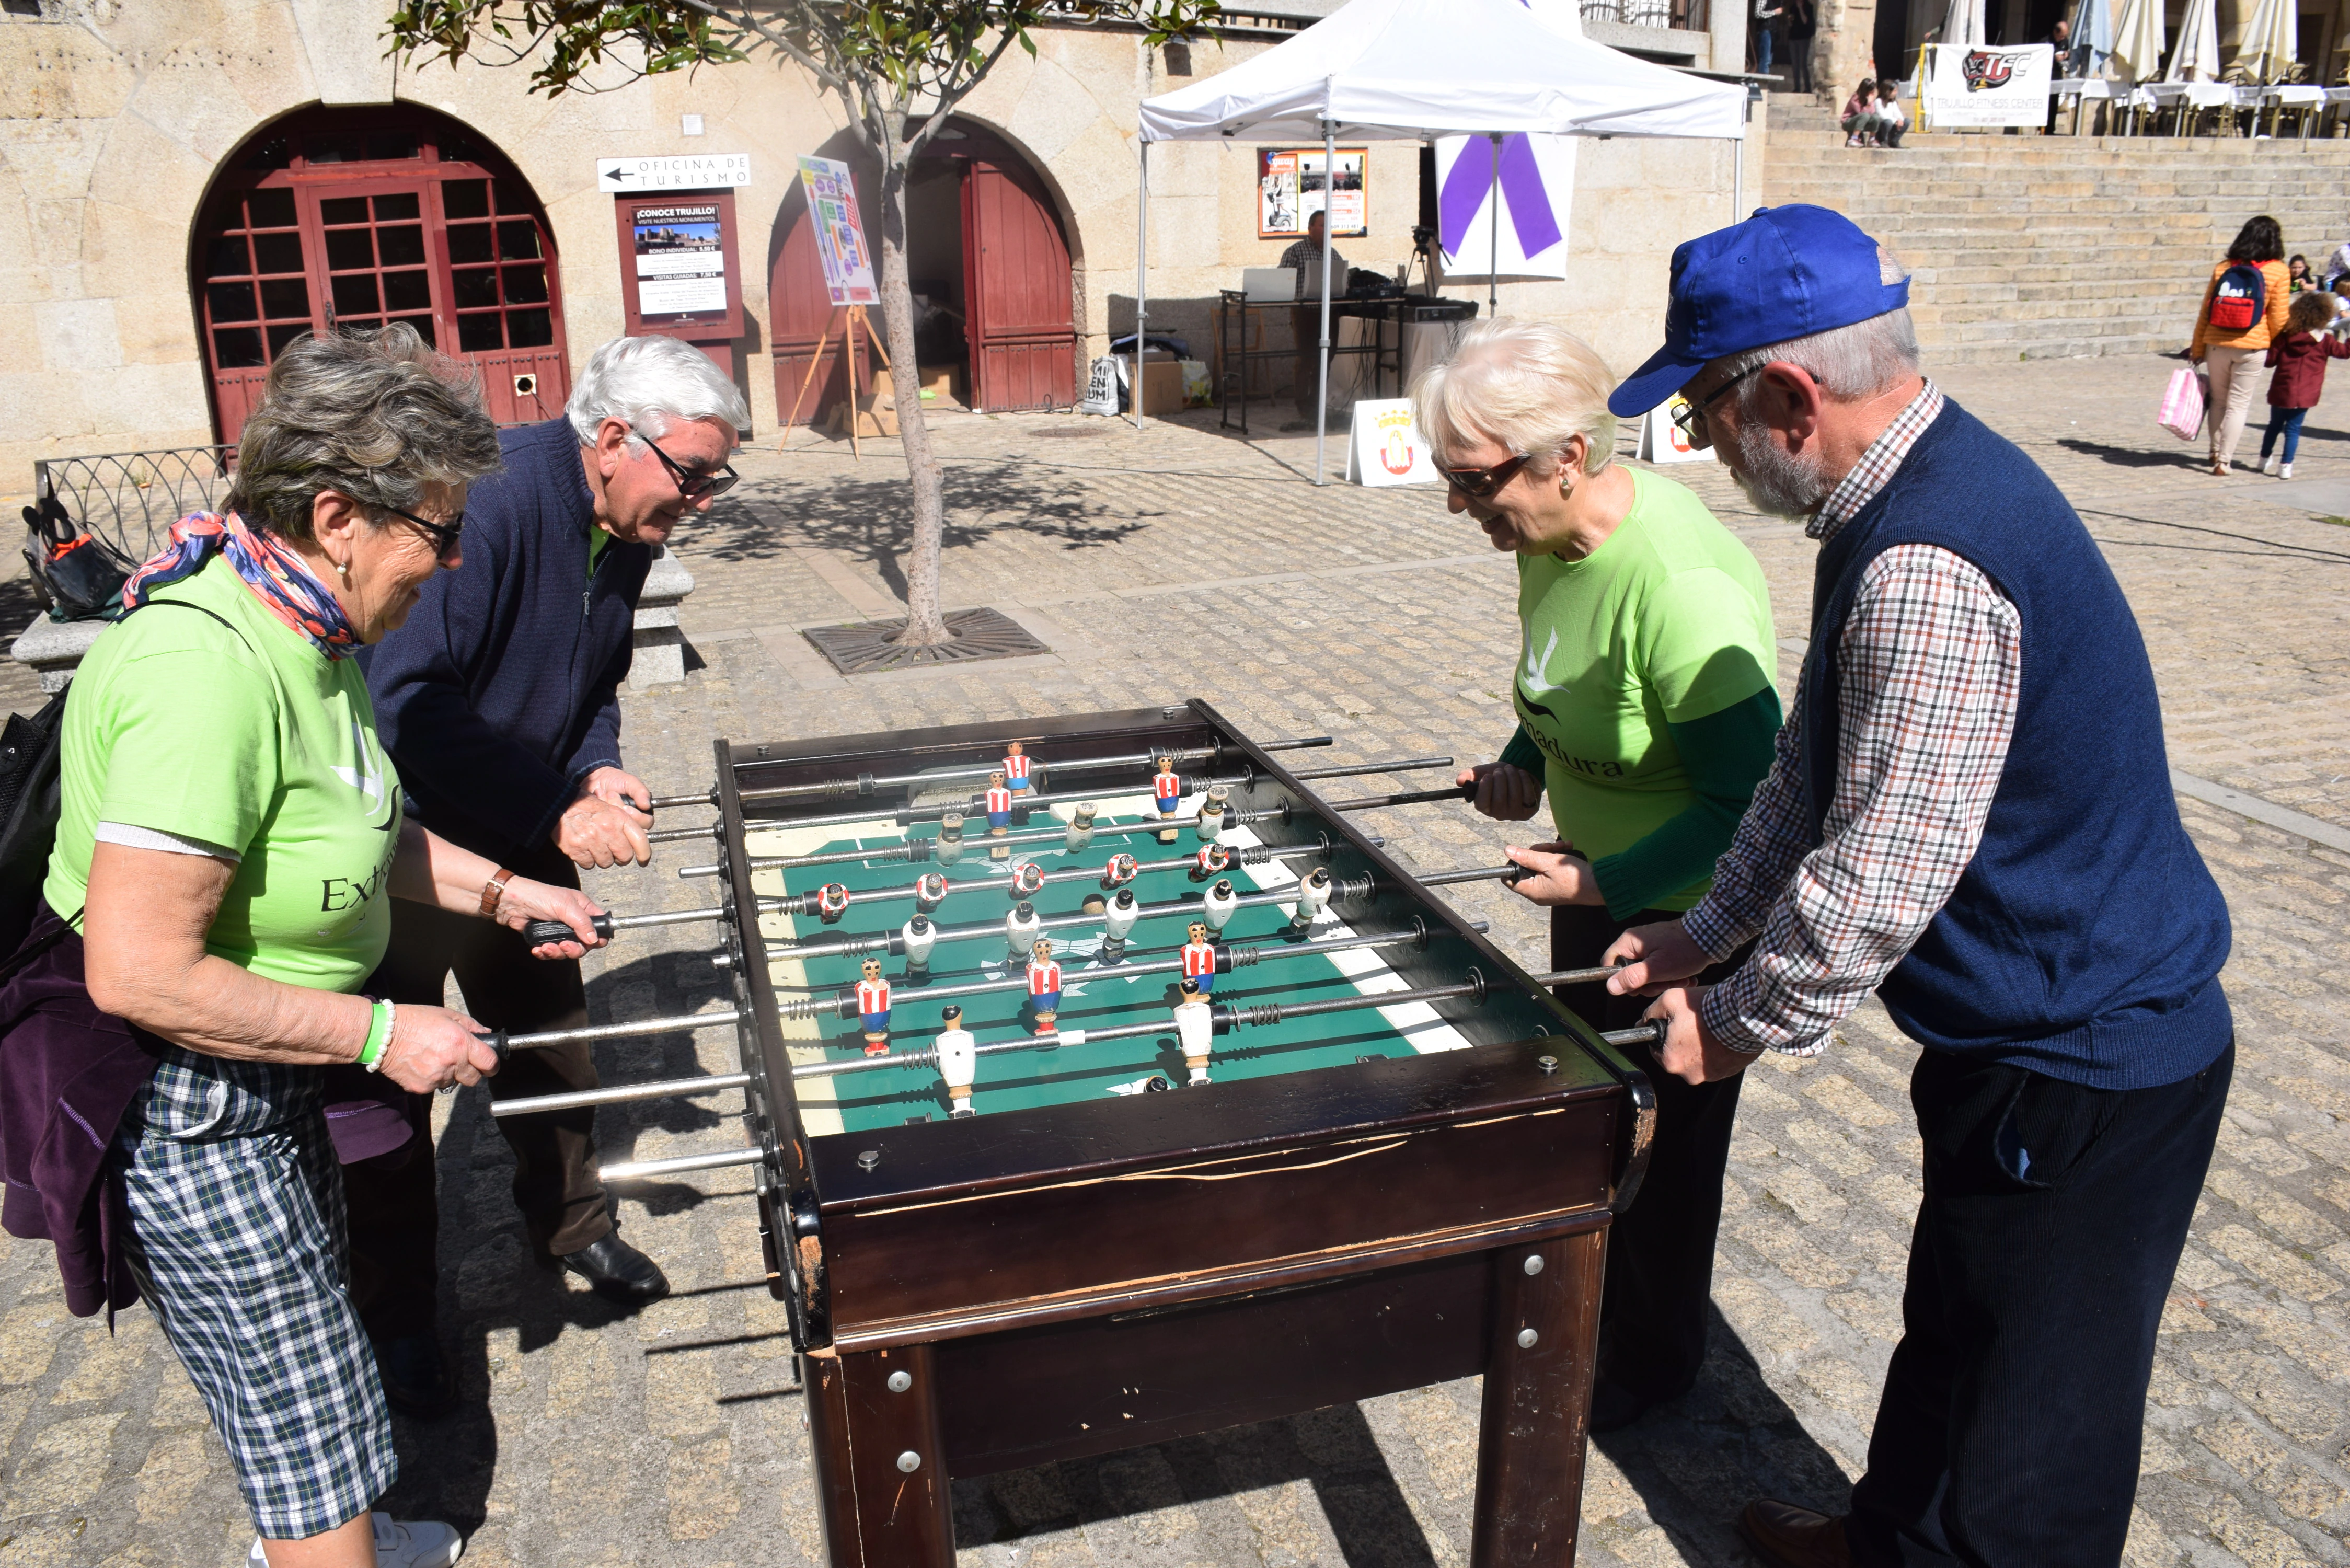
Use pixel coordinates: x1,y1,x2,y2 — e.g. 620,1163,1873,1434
805,1343,955,1567
1470,1228,1606,1567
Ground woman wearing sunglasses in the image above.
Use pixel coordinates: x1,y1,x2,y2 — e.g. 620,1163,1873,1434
1415,319,1781,1434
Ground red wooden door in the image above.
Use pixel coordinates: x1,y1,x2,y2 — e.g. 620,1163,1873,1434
769,175,874,428
961,160,1076,412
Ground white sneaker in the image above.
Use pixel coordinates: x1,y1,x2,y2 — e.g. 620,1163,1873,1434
2263,454,2281,476
248,1515,462,1568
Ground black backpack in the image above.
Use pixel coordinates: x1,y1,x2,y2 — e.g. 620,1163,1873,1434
2208,261,2266,333
21,495,133,624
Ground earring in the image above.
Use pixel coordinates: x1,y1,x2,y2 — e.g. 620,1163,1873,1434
336,559,350,581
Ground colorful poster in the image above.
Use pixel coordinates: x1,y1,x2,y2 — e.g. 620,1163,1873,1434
631,204,726,317
1258,147,1368,239
1922,43,2056,129
796,154,880,306
1345,399,1439,487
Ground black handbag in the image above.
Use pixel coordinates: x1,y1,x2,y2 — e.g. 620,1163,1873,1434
22,496,132,623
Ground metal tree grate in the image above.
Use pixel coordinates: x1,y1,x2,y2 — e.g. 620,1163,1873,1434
803,606,1049,675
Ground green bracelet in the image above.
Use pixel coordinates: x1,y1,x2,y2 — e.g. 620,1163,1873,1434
358,997,394,1071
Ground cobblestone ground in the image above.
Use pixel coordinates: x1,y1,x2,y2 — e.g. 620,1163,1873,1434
3,355,2347,1567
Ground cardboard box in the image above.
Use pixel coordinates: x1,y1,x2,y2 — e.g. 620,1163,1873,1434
824,389,898,439
1137,359,1186,416
917,363,963,407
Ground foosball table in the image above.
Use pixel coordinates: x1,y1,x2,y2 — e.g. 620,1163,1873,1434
493,701,1660,1566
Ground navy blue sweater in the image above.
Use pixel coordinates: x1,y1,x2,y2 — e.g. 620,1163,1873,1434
360,419,652,863
1800,400,2231,1090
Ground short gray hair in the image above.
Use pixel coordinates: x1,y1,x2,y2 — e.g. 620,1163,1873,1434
566,335,752,448
227,324,502,545
1412,318,1618,477
1721,308,1920,403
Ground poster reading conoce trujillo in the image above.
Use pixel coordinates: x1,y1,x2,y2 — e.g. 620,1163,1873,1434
1258,148,1368,240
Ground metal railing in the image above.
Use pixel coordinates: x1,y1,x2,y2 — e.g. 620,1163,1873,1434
1580,0,1708,30
32,446,237,562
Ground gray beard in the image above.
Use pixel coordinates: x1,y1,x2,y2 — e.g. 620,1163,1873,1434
1732,418,1834,518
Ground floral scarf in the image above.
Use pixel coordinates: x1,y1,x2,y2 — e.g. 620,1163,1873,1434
120,511,361,659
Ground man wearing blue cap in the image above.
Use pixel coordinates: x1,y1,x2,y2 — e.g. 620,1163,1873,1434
1600,206,2234,1568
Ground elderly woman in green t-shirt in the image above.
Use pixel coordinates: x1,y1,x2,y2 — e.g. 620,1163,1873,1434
38,328,606,1567
1415,318,1781,1435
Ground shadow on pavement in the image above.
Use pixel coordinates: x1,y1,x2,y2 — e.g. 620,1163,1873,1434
2054,437,2205,470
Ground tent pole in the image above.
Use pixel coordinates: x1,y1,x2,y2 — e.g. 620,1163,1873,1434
1135,140,1148,431
1487,133,1501,321
1733,137,1743,222
1317,119,1335,487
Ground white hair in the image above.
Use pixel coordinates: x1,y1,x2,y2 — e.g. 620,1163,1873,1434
1412,318,1618,477
1720,308,1920,403
566,335,752,448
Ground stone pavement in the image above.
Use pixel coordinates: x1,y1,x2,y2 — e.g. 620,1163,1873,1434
2,354,2347,1567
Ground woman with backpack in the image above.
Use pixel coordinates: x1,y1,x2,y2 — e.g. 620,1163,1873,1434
2191,215,2292,476
0,327,607,1568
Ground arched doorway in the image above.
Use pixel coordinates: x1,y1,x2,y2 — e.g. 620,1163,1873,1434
192,106,572,442
767,121,1077,420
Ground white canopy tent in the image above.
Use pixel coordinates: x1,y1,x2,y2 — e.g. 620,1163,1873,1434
1134,0,1745,483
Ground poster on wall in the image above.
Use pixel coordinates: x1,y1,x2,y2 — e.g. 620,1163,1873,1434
1257,147,1368,239
631,204,727,317
1922,43,2055,128
796,154,880,306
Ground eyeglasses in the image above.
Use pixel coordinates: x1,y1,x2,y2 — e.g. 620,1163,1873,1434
384,504,465,562
1440,452,1533,500
633,428,740,500
1671,365,1760,451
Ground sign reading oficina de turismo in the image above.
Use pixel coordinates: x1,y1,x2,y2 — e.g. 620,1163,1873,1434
596,153,752,192
1922,43,2055,129
794,155,880,308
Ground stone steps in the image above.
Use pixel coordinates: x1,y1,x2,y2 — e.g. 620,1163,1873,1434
1758,102,2347,362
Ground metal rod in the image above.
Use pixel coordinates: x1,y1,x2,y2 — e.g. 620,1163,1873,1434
497,1008,743,1054
678,804,1306,879
1411,863,1520,889
648,823,722,845
1289,755,1453,782
1600,1021,1666,1049
1326,783,1475,812
495,1073,751,1119
601,1147,764,1182
612,906,739,930
776,841,1327,919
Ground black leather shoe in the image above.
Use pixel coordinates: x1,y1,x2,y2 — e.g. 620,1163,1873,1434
372,1332,458,1420
1738,1499,1852,1568
557,1232,671,1306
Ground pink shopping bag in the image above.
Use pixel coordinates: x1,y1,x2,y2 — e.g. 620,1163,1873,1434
2158,366,2205,442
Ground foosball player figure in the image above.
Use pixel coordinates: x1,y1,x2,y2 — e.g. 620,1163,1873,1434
1196,785,1228,843
1174,979,1215,1086
1153,754,1183,842
1204,877,1240,933
902,914,938,979
1182,920,1217,995
913,871,949,914
1288,864,1333,934
1027,938,1063,1033
856,958,892,1055
1008,858,1045,897
985,773,1014,859
816,882,852,924
938,812,967,866
1066,801,1098,855
1191,842,1232,882
1006,900,1043,960
1100,888,1140,962
1003,738,1033,796
936,1005,977,1118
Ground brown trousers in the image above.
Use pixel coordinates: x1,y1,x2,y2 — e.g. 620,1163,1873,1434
342,845,609,1339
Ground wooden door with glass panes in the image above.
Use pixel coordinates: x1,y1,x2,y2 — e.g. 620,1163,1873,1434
194,112,571,442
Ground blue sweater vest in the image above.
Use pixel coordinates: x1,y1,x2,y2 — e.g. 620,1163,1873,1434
1800,400,2231,1090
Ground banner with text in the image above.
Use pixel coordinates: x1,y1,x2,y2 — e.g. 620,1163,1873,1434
1923,43,2056,128
796,155,879,307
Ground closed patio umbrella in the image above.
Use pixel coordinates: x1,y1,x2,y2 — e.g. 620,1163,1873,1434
2068,0,2114,77
2163,0,2221,79
2109,0,2165,81
2234,0,2297,81
1942,0,1986,47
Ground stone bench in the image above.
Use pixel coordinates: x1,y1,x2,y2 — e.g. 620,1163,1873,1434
11,545,696,693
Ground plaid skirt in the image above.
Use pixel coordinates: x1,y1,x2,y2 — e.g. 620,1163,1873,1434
115,1045,394,1540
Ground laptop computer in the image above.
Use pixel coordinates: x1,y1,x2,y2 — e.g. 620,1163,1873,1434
1241,267,1298,303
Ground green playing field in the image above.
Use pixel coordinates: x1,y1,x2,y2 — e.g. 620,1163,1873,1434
750,788,1480,1136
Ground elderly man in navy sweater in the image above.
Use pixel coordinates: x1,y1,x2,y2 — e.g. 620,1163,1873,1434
335,336,750,1414
1600,208,2233,1568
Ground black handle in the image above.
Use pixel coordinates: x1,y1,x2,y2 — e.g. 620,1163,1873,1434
480,1029,511,1066
523,912,614,947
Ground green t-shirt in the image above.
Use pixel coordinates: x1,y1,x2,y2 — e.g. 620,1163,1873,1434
45,557,404,992
1513,467,1777,912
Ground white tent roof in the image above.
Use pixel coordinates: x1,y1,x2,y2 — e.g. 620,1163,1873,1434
1137,0,1745,144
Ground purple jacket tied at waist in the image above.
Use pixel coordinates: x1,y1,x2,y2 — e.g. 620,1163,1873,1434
0,904,164,1318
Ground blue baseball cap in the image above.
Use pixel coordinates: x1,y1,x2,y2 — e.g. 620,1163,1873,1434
1608,205,1912,419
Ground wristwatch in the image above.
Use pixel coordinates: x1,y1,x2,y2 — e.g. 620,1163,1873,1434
479,866,515,919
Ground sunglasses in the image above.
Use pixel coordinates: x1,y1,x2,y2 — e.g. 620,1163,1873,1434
1670,365,1759,451
384,504,465,562
1440,452,1533,500
633,428,740,500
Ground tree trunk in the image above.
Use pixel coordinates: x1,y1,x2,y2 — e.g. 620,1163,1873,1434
876,144,950,645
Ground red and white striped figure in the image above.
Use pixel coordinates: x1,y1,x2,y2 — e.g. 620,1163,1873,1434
1002,739,1034,793
1191,843,1232,882
816,882,851,923
1027,939,1063,1031
1100,852,1139,890
856,957,892,1055
985,772,1014,860
1181,920,1218,994
1008,858,1045,896
913,871,949,912
1153,755,1183,843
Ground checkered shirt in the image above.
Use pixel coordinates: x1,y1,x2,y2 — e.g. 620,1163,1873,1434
1682,381,2027,1055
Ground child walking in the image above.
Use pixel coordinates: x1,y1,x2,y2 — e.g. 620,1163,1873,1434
2260,290,2350,478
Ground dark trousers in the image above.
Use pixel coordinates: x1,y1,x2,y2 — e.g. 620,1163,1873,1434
1846,1043,2234,1568
1291,304,1327,421
1551,904,1749,1399
2259,406,2308,464
343,844,610,1339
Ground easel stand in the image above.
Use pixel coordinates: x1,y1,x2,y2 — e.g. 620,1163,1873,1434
782,303,893,458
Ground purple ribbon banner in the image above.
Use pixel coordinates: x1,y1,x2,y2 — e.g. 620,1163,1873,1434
1437,133,1562,266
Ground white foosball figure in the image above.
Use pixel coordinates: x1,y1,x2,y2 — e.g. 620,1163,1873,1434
1174,979,1216,1085
856,958,892,1056
1100,888,1140,962
1026,938,1063,1032
1288,864,1332,932
1181,920,1217,994
901,914,938,979
1065,802,1098,855
1196,792,1226,844
938,813,966,866
936,1005,977,1117
1203,877,1239,933
1006,900,1043,961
